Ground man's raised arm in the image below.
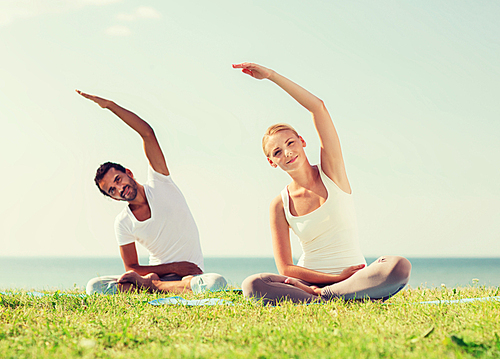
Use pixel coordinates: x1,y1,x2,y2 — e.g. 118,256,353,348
76,90,169,176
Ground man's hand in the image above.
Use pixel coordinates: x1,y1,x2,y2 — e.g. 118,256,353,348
76,90,113,109
171,261,203,277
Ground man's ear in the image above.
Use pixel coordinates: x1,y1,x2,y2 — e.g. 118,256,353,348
299,135,306,148
125,168,134,178
267,157,278,168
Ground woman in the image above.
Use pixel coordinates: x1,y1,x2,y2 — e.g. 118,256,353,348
233,62,411,305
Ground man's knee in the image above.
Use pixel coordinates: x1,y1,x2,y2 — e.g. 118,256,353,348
190,273,227,293
86,276,120,295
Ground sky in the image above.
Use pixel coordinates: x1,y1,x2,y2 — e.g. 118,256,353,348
0,0,499,260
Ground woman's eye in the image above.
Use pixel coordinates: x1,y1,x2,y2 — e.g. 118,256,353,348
288,141,294,145
274,150,281,156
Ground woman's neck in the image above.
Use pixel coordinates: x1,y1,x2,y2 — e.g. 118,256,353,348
287,162,319,191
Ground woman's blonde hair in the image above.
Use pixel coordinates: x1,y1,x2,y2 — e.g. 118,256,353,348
262,123,299,157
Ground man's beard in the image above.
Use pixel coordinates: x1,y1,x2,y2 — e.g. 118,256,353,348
121,182,138,201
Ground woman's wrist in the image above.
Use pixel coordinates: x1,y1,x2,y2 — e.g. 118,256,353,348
331,273,345,283
267,69,278,82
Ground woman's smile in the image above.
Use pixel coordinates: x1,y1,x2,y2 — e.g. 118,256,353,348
286,155,298,164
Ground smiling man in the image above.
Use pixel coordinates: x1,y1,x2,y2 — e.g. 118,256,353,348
77,90,226,295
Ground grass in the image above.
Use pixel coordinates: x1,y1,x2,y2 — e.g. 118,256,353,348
1,286,499,358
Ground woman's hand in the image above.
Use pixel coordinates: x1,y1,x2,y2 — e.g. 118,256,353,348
76,89,113,109
232,62,274,80
284,277,322,296
339,264,365,281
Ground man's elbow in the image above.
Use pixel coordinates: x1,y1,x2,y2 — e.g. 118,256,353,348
124,263,141,273
141,125,156,139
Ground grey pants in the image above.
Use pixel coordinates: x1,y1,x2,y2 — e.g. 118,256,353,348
242,256,411,305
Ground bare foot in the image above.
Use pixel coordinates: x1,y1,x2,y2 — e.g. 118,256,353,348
118,271,159,292
284,277,321,296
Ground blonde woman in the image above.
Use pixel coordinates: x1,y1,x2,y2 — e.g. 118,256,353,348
233,63,411,305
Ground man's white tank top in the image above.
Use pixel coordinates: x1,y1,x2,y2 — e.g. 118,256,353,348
280,165,366,275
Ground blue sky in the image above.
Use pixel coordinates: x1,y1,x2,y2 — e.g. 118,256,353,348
1,0,499,259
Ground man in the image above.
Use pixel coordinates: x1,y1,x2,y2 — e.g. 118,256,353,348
77,90,226,295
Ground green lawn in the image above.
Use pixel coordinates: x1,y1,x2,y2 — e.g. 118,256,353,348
1,287,499,358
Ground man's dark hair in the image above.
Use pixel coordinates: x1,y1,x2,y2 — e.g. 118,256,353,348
94,162,127,197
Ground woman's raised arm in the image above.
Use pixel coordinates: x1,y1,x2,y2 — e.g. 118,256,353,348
233,63,351,193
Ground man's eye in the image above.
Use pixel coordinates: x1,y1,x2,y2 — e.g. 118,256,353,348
110,189,114,194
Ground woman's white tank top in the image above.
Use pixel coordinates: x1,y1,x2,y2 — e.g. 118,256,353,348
281,165,366,275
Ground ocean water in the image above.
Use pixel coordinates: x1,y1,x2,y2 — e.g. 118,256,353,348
0,257,499,291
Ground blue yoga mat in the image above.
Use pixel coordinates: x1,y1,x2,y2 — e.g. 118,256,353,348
0,291,84,298
417,296,500,305
149,296,233,306
2,292,498,306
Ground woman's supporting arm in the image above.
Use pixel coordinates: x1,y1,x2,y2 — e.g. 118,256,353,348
270,196,364,284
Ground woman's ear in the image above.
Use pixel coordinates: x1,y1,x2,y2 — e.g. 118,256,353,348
299,135,306,147
267,157,278,168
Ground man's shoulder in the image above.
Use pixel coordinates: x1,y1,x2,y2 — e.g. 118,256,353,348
114,207,131,227
147,165,173,184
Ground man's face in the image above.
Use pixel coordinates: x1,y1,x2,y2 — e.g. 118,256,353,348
99,168,138,201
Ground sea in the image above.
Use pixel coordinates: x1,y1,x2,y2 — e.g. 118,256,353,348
1,257,499,291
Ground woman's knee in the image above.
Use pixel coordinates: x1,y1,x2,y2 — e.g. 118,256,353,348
241,273,280,298
389,256,411,283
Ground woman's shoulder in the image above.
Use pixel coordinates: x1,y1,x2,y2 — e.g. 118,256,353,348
319,162,352,195
270,194,284,211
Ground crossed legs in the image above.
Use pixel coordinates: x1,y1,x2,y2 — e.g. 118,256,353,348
86,272,227,295
242,256,411,305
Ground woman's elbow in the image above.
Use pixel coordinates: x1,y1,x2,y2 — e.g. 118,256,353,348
278,265,294,277
311,99,327,113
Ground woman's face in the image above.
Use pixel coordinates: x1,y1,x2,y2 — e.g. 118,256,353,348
265,130,306,170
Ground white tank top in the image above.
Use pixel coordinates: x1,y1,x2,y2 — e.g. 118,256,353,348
281,165,366,275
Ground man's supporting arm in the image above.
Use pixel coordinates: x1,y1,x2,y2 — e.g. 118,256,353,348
117,271,193,294
120,242,203,277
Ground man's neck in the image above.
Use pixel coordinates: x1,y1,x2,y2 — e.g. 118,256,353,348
127,183,147,209
127,184,152,221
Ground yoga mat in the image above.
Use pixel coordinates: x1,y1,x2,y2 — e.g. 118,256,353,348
0,291,84,298
148,296,233,306
3,292,498,306
417,296,500,305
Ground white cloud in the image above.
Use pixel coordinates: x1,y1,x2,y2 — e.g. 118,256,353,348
105,25,131,36
116,6,161,21
135,6,161,19
0,0,122,26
